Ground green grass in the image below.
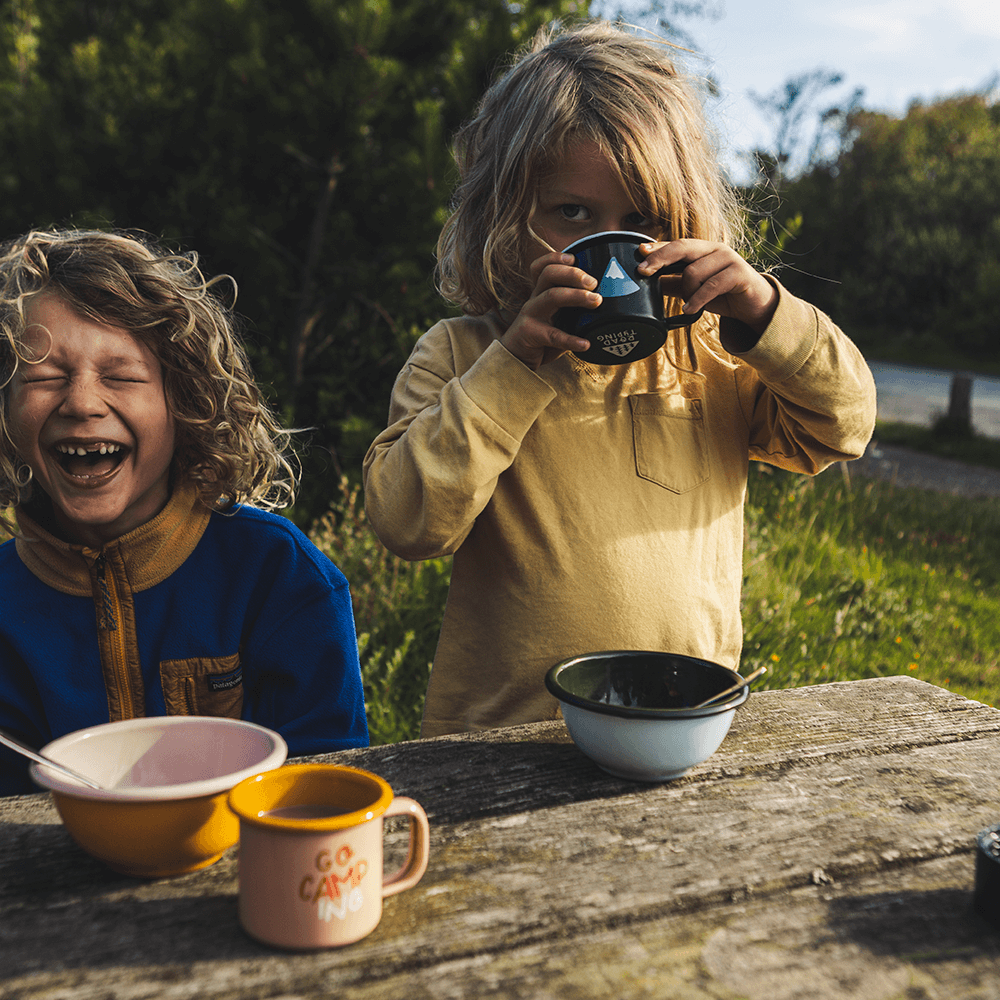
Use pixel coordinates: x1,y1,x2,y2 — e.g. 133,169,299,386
742,464,1000,708
874,419,1000,470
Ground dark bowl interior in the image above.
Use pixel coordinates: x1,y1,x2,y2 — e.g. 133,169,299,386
545,650,747,719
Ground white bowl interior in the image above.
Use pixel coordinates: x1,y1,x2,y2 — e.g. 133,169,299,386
33,717,287,799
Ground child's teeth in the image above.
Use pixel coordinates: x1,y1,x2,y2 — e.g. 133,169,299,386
58,443,121,455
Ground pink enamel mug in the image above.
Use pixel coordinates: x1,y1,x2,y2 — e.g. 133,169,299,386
228,763,430,949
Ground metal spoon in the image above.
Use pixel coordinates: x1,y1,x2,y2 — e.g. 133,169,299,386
0,729,105,790
691,666,768,709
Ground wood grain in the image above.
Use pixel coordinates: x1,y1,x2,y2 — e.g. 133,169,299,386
2,677,999,999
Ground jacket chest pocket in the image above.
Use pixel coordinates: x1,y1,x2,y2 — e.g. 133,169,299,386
160,653,244,719
629,393,710,494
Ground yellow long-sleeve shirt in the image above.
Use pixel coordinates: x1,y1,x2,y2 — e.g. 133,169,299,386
363,282,876,737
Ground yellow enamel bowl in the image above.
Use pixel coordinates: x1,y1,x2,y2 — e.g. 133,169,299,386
29,717,287,878
545,650,749,782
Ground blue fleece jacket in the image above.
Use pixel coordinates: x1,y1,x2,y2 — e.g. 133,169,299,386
0,482,368,796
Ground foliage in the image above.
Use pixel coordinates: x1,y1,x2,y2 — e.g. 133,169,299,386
873,420,1000,471
309,478,451,744
0,0,586,526
590,0,723,52
772,92,1000,360
747,69,864,186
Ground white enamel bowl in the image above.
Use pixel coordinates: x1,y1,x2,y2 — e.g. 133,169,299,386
545,650,750,782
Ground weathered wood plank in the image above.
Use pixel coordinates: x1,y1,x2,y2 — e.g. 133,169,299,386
2,678,999,1000
2,855,996,999
328,854,1000,1000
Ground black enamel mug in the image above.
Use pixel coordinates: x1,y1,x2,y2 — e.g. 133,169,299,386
553,231,704,365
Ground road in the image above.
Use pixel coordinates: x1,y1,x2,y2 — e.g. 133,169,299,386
868,360,1000,440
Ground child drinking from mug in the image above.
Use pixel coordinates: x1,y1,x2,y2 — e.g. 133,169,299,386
0,228,368,795
363,21,876,738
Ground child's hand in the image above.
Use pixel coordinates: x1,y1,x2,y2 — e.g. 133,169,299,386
500,252,597,369
637,240,778,336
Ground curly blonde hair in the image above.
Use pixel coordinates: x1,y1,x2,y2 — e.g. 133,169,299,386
436,20,747,351
0,228,297,516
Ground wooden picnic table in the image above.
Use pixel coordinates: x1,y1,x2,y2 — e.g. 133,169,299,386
3,675,1000,999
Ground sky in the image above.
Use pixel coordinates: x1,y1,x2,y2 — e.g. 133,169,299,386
616,0,1000,182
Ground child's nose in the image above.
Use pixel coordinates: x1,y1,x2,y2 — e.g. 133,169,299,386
58,377,109,418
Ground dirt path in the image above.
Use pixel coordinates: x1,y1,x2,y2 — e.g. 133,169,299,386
845,441,1000,499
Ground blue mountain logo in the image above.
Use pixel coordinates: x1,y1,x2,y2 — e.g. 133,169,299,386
597,257,641,298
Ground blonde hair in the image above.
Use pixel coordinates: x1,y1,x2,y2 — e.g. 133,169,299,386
0,228,297,516
436,20,746,358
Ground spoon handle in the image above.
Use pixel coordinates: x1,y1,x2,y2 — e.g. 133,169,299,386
692,666,768,709
0,729,104,789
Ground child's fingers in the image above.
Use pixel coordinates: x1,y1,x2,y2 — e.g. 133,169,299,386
500,322,590,369
529,253,599,296
508,304,593,349
530,282,602,317
526,322,591,356
673,253,777,330
501,288,596,369
636,238,730,283
637,240,777,331
671,250,748,311
500,250,604,368
637,241,731,313
528,251,577,281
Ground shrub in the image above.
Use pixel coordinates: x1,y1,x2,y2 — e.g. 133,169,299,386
309,478,451,744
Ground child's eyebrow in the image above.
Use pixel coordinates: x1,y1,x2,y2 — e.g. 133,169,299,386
541,186,588,201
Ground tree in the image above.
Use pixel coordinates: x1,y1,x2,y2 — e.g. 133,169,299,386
0,0,585,524
747,69,864,187
774,90,1000,362
592,0,724,50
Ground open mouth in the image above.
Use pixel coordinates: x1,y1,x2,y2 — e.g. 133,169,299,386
53,442,128,480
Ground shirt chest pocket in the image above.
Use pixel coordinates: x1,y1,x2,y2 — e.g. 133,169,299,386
160,653,244,719
629,393,710,494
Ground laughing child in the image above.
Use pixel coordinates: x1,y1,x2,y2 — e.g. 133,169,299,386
0,228,368,795
363,21,876,737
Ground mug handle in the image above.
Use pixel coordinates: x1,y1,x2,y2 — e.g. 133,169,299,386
382,796,430,897
651,261,705,329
